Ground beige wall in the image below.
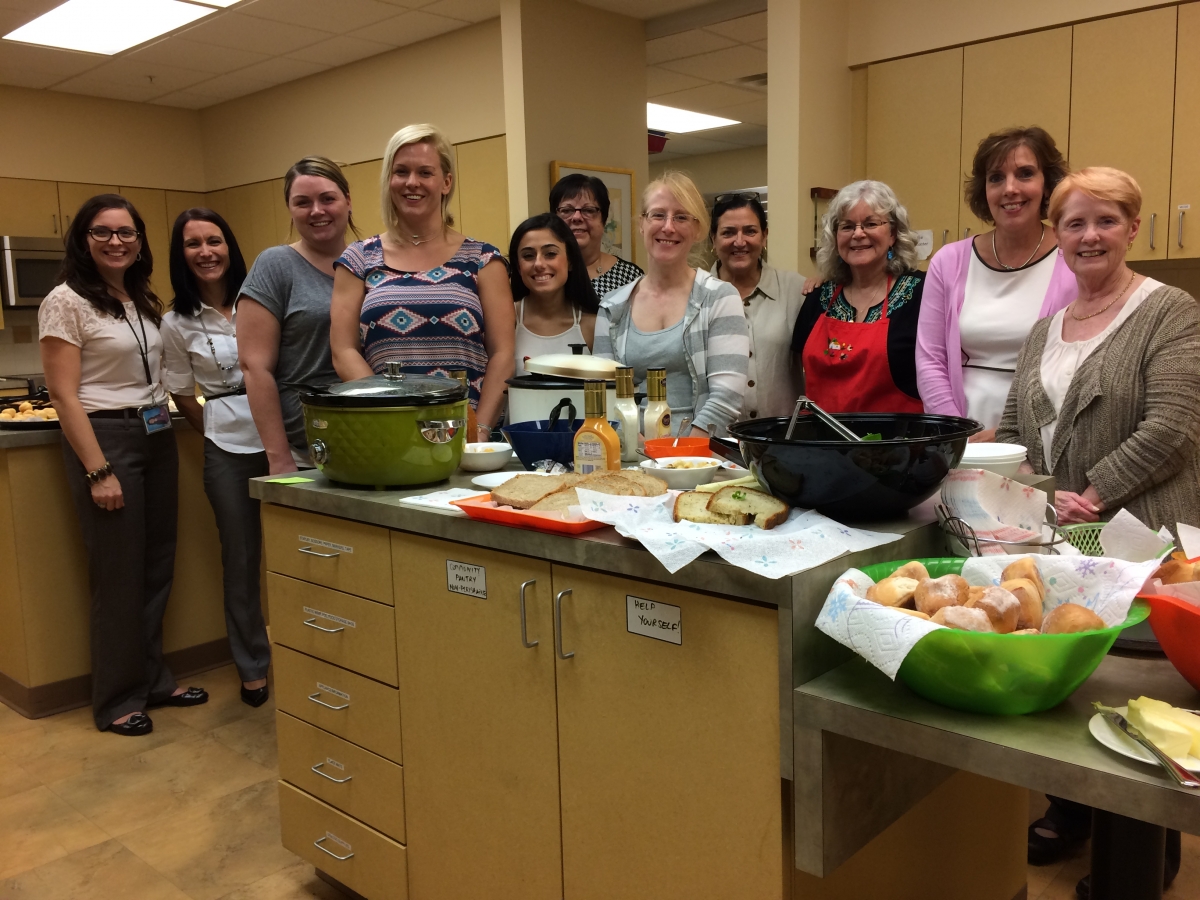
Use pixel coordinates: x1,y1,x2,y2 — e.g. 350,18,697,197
650,146,767,195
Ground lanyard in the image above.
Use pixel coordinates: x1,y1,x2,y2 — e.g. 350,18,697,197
122,305,152,386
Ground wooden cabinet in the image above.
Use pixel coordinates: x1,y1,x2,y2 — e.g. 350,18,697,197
262,504,393,603
343,160,385,243
207,179,289,270
0,178,62,238
118,187,171,302
455,135,509,251
165,190,206,228
958,28,1073,238
57,182,118,231
1171,3,1200,259
866,48,963,256
1070,7,1177,260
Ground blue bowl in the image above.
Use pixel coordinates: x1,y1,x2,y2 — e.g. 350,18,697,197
502,419,622,470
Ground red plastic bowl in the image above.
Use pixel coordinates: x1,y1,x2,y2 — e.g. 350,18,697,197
1143,592,1200,692
644,437,711,459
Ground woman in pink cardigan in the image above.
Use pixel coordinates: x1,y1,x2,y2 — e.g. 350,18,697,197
916,127,1075,441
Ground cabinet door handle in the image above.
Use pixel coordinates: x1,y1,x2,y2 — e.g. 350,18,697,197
313,836,354,861
554,589,574,659
303,616,344,634
519,579,538,648
51,214,58,235
298,545,339,558
311,762,352,783
1149,212,1157,249
941,229,948,245
1180,211,1186,249
308,691,349,711
963,227,971,239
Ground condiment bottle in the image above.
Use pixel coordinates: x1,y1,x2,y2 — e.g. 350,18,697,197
573,379,621,475
613,367,640,462
643,367,671,439
449,368,478,440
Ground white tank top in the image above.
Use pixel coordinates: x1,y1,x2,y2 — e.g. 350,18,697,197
513,301,589,374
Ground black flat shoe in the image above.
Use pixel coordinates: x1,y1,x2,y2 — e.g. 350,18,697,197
241,685,269,708
107,712,153,736
1029,816,1089,866
162,686,208,707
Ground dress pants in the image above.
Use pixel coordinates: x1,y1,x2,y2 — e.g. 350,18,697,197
63,416,179,731
1046,796,1181,879
202,438,271,682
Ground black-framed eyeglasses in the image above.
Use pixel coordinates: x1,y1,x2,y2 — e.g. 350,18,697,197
556,205,602,219
87,227,140,243
714,191,761,204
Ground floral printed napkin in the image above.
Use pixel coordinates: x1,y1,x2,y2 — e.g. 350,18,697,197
574,488,894,578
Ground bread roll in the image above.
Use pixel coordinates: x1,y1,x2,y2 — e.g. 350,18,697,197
1041,603,1107,634
1001,578,1045,631
866,577,919,608
931,605,993,632
966,586,1020,634
892,561,930,581
893,608,931,620
1011,628,1042,636
1152,559,1200,585
967,585,987,604
914,574,969,615
1001,557,1045,601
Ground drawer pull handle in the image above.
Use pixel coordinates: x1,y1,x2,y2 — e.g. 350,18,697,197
299,546,340,558
519,579,538,649
314,836,354,861
312,762,353,783
308,691,349,711
554,589,574,660
1150,212,1157,249
303,617,344,634
1180,210,1186,249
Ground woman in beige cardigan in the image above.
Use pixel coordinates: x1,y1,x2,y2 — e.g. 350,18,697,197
998,167,1199,894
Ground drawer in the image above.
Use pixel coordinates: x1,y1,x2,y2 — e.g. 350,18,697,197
279,781,407,900
274,645,402,764
268,574,398,685
278,712,405,842
263,504,392,604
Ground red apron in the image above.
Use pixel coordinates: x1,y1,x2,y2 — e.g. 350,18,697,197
801,285,923,414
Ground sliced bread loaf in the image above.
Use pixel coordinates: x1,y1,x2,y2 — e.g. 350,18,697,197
528,474,647,513
491,473,582,509
615,469,668,496
706,486,789,530
672,491,752,526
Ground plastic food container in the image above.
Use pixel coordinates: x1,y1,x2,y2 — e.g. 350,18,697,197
862,558,1149,715
643,436,712,459
1142,592,1200,693
956,443,1028,477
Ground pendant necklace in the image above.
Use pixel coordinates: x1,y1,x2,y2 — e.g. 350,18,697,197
405,232,437,247
1071,269,1137,321
993,222,1045,270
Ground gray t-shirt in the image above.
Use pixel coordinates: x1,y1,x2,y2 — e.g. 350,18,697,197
238,245,338,450
623,317,694,436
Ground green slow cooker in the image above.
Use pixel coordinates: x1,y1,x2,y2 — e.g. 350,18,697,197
300,363,469,488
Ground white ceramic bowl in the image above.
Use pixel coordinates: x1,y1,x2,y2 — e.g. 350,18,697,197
640,455,721,490
957,442,1027,478
459,442,513,472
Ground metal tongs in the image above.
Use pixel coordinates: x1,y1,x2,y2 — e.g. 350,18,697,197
784,395,862,442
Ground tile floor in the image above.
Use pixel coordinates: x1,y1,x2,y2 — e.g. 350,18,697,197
0,664,1196,900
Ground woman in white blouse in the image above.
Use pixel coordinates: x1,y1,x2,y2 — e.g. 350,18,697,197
40,195,208,737
161,209,270,709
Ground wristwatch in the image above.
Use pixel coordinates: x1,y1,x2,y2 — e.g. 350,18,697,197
85,461,113,484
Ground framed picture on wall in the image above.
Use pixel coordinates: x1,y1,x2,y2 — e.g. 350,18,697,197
550,162,637,263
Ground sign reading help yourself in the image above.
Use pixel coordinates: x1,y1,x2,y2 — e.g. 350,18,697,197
626,595,681,645
446,560,487,598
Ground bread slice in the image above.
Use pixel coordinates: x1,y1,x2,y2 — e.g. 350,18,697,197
528,474,646,513
672,491,752,526
706,486,789,530
491,474,572,509
615,469,668,496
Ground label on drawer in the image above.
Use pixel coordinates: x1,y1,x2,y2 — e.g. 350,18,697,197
325,832,352,852
325,757,345,771
304,607,356,628
446,560,487,598
627,595,681,645
298,535,354,554
317,682,350,700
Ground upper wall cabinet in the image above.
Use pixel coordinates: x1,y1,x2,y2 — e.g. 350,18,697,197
1071,7,1177,261
1171,3,1200,258
455,136,509,252
0,179,61,239
118,187,171,303
343,160,385,242
58,183,118,232
959,28,1073,239
867,48,963,257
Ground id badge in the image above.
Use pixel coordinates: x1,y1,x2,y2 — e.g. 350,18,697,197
140,404,173,435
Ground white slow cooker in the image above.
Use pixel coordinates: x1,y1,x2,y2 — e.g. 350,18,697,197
506,353,618,425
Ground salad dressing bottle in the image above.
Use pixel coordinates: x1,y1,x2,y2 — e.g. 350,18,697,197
573,380,621,475
613,367,640,462
643,367,671,439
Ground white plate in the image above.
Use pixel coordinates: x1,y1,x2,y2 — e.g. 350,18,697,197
1087,706,1200,772
470,470,549,489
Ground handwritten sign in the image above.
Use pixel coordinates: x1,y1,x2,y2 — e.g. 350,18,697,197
446,560,487,598
914,229,934,261
626,595,681,645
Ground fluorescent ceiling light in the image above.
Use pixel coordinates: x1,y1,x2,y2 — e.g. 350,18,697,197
647,102,739,134
4,0,216,55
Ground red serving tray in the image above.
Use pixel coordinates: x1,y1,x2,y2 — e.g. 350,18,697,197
451,494,609,535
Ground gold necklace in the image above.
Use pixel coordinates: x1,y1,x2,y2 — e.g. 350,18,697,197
993,222,1045,270
1071,269,1137,321
405,232,438,246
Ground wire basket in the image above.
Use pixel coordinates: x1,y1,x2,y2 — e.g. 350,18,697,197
937,503,1069,557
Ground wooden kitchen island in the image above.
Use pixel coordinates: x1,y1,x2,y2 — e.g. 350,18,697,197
253,470,1032,900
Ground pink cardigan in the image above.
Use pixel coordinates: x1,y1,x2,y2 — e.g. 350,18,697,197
915,238,1076,417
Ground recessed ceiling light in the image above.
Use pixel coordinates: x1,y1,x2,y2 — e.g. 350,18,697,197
646,102,739,134
4,0,216,55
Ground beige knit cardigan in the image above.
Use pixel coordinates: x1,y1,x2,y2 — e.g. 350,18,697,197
995,284,1200,533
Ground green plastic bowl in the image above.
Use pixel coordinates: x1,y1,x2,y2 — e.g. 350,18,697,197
861,558,1150,715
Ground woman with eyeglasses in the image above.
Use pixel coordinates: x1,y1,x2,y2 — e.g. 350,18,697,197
161,209,271,709
790,180,926,414
917,127,1074,441
594,172,749,438
709,192,805,419
551,173,643,299
40,195,208,737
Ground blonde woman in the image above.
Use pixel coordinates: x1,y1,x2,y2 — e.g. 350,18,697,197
593,172,748,438
330,124,514,441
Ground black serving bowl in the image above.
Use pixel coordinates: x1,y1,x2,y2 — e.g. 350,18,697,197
717,413,982,521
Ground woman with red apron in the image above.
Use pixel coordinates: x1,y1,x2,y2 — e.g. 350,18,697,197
790,181,926,414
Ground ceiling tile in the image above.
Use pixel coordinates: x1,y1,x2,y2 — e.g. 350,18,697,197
750,39,766,51
55,78,164,103
178,11,333,55
285,34,394,67
646,65,706,98
0,40,101,82
695,121,767,146
0,61,66,89
67,57,211,94
127,37,270,74
703,11,767,44
656,134,743,156
651,81,761,115
233,55,329,87
418,0,499,23
658,44,767,81
645,29,735,65
239,0,403,33
181,68,277,102
151,89,214,109
346,9,464,47
713,98,768,126
577,0,707,18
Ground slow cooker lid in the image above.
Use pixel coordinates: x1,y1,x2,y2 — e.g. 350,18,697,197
524,353,617,380
303,364,467,408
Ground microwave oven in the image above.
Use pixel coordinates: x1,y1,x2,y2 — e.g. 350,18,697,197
2,236,65,308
